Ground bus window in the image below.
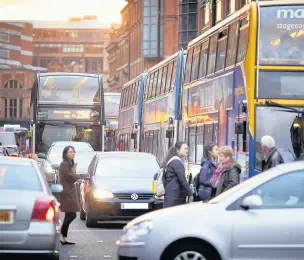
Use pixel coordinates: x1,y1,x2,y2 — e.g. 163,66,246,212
145,75,151,100
259,6,304,66
135,81,139,104
185,47,194,84
170,61,177,92
191,45,201,82
207,33,218,75
130,84,135,105
216,29,228,71
152,71,159,98
126,86,131,107
226,20,239,67
237,16,249,63
196,126,204,163
156,67,163,96
161,65,167,94
165,62,173,93
188,127,196,163
198,40,209,79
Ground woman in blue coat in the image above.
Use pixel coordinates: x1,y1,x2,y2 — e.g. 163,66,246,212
162,142,193,208
198,142,219,201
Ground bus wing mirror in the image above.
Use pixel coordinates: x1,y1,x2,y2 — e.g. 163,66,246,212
131,133,136,139
235,121,246,135
242,104,248,113
166,130,173,139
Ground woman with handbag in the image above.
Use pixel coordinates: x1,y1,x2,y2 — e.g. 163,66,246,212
198,142,219,202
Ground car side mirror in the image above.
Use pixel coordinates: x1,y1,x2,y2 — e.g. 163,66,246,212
52,164,60,171
153,173,158,181
80,174,90,180
241,195,263,210
37,153,47,159
50,184,63,194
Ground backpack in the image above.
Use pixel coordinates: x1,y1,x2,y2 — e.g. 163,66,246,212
155,156,183,197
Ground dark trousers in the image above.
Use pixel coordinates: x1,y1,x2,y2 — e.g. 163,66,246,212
164,197,186,208
61,212,76,237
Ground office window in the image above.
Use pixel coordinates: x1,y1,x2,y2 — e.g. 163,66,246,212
4,99,7,118
216,0,222,22
179,0,198,49
9,99,17,118
0,32,9,42
201,1,210,28
0,49,9,59
19,99,23,118
4,80,22,89
143,0,164,58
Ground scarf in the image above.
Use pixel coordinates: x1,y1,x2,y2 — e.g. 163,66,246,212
212,166,222,188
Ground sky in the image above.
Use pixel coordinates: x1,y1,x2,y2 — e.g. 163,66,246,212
0,0,127,25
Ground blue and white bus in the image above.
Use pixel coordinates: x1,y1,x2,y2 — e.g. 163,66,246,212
118,74,146,152
141,49,186,163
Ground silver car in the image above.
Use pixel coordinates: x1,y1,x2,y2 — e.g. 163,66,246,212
117,162,304,260
0,157,63,260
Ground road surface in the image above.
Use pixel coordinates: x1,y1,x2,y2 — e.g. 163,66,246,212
60,214,125,260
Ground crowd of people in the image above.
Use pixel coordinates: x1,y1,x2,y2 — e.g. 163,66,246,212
162,135,284,208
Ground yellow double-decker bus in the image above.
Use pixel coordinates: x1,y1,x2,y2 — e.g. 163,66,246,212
182,0,304,177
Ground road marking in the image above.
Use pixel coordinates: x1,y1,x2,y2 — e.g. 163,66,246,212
104,256,112,258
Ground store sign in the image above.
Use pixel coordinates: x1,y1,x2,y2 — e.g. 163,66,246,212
38,108,100,121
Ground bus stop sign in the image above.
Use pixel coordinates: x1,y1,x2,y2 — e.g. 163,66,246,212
28,130,32,137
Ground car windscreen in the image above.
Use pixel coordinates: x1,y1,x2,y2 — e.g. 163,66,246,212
95,157,160,178
6,147,17,154
48,143,94,157
0,164,42,191
74,153,96,174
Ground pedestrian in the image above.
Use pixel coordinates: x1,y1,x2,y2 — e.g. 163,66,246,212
59,146,80,245
261,135,284,171
215,146,241,196
162,141,193,208
198,142,219,202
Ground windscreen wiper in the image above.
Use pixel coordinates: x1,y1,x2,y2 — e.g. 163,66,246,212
265,100,304,115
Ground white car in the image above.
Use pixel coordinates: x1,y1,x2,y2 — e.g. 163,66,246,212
117,162,304,260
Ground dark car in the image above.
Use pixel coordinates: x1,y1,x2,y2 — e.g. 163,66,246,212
80,152,163,227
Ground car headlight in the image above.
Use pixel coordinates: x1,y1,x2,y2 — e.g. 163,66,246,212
93,189,113,199
154,195,164,200
120,220,154,242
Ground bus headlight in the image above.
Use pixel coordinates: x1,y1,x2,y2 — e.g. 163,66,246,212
93,189,114,200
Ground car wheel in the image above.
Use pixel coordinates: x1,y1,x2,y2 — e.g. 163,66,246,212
85,211,97,228
80,203,86,220
163,243,219,260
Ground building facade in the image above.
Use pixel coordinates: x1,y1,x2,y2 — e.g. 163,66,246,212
32,16,111,89
106,0,179,92
0,22,45,128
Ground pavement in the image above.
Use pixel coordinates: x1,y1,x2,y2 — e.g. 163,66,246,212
60,214,125,260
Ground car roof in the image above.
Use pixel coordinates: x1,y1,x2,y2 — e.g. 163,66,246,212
96,152,156,159
0,157,34,166
51,141,90,145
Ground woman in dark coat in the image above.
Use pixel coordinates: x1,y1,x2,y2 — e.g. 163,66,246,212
215,146,241,196
198,142,218,201
163,141,193,208
59,146,80,245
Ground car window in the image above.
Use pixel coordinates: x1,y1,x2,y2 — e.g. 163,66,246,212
95,157,160,178
235,170,304,209
0,164,42,191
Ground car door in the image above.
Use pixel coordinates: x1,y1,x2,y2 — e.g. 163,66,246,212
231,170,304,260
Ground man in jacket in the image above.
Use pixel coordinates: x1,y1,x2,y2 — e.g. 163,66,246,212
261,135,284,171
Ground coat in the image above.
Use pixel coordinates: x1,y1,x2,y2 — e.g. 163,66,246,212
216,163,241,196
163,157,193,207
59,160,80,212
262,147,284,171
198,158,217,201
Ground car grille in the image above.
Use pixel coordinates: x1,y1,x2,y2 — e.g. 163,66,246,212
114,193,154,200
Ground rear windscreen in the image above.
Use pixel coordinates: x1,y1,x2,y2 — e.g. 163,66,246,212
0,164,42,191
0,133,16,145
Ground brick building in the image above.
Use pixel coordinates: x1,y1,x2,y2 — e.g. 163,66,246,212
106,0,180,92
179,0,250,49
0,22,46,128
32,16,111,89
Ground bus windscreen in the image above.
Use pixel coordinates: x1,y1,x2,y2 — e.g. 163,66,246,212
38,75,100,104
